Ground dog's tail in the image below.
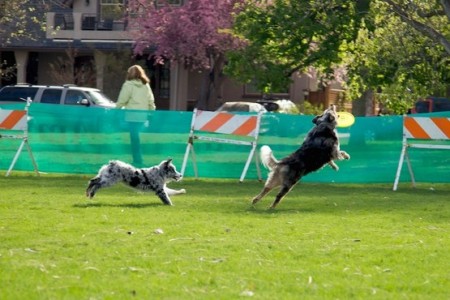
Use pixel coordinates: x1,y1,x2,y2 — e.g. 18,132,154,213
260,145,278,170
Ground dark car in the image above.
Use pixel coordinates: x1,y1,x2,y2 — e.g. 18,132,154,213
410,97,450,113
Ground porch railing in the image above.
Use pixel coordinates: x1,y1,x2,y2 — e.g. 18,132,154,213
46,12,138,41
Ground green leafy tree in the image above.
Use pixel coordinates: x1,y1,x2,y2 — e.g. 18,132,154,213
0,1,47,79
226,0,369,93
227,0,450,114
345,1,450,115
381,0,450,55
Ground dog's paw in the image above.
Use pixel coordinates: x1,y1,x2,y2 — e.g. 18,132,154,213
341,151,350,160
328,161,339,171
165,188,186,196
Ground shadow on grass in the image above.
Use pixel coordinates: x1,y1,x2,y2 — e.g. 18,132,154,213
244,204,313,215
73,202,163,209
186,180,450,219
57,177,449,220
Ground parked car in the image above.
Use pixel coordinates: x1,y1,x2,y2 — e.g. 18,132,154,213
410,97,450,114
0,84,116,108
216,99,298,114
257,99,299,114
216,101,268,113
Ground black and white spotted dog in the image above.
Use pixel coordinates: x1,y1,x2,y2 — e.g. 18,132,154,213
252,104,350,209
86,159,185,205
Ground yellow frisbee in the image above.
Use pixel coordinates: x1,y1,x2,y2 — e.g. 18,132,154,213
337,112,355,127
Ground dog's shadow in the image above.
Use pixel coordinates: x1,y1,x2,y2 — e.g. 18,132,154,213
73,202,162,209
245,205,315,214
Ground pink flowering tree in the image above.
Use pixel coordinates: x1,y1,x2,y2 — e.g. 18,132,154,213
129,0,246,109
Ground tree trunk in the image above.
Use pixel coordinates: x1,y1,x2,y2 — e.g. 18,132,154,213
196,55,225,111
196,72,211,110
351,89,374,116
349,89,375,146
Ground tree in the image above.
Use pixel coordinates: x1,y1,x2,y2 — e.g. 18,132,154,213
1,1,31,46
48,48,97,87
381,0,450,56
227,0,450,114
226,0,369,93
1,1,47,80
345,0,450,115
129,0,246,109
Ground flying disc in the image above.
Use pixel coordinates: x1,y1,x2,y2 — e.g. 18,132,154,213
337,112,355,127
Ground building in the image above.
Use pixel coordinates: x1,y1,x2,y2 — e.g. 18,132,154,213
1,0,341,111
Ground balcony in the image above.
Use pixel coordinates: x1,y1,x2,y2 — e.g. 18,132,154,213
46,12,137,42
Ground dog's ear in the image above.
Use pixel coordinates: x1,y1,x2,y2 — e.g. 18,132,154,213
159,159,172,168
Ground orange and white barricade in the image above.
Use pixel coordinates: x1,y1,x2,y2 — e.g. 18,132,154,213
181,108,262,182
393,116,450,190
0,99,39,176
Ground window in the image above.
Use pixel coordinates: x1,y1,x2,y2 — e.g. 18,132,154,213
159,64,170,99
65,90,86,105
100,0,124,20
40,89,62,104
156,0,184,6
0,87,39,103
87,90,114,106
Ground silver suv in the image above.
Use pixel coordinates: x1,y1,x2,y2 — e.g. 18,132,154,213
0,84,116,108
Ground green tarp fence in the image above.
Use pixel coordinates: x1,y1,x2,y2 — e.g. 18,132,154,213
1,103,450,183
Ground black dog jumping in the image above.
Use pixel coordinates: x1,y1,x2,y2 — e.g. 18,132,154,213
252,105,350,209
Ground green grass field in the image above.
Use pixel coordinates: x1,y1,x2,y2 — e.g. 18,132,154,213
0,174,449,299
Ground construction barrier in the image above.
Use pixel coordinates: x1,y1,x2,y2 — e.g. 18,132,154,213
0,99,39,176
393,116,450,190
181,108,262,182
1,103,449,184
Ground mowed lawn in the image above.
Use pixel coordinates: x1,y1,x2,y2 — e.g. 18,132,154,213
0,174,449,299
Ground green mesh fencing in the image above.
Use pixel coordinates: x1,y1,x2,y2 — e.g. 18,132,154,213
1,103,450,183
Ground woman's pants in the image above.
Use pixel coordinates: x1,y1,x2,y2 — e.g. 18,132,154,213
128,122,143,165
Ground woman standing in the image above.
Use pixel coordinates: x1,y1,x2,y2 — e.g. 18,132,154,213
117,65,156,166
